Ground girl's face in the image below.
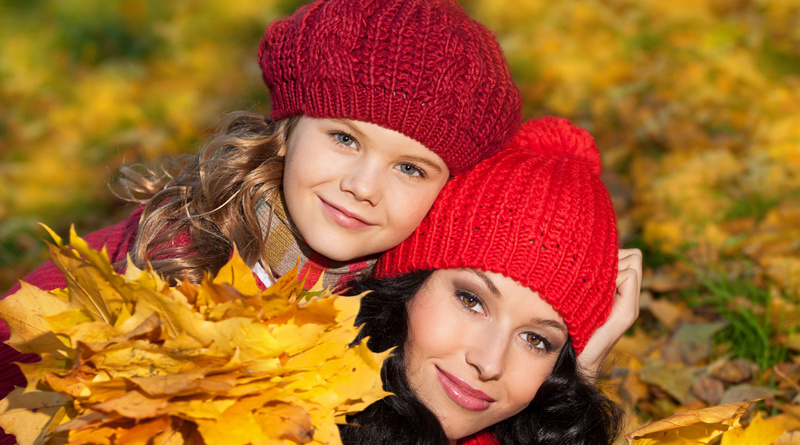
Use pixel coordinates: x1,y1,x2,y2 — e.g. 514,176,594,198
404,269,567,441
282,117,449,262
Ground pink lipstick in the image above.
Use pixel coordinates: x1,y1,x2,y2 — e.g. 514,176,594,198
436,366,494,411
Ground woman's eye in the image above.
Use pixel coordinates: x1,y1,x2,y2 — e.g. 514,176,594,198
334,132,357,148
395,163,425,178
524,333,550,351
457,291,483,312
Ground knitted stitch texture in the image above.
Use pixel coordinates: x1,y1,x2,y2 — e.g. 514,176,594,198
375,117,619,353
259,0,522,175
257,196,375,291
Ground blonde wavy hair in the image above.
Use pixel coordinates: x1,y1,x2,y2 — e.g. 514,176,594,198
117,111,299,284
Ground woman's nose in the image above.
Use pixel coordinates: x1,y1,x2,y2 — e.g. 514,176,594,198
465,332,507,381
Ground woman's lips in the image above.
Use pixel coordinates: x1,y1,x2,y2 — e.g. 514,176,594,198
436,366,494,411
320,198,373,230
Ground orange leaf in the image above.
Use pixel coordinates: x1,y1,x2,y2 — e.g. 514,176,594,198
114,416,173,445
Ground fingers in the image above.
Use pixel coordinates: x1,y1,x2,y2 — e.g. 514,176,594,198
618,248,643,291
613,268,641,328
578,248,643,383
607,248,642,333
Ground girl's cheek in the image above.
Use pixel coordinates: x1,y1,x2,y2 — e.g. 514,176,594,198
409,188,439,217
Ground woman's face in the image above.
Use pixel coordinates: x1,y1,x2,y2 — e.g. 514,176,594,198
404,269,567,441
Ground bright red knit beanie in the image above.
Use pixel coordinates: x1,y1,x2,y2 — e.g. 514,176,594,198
374,117,619,353
258,0,522,175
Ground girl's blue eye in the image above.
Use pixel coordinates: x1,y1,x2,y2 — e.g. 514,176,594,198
395,163,424,177
334,132,356,147
524,333,551,351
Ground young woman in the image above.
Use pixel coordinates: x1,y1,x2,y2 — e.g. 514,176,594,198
340,117,629,444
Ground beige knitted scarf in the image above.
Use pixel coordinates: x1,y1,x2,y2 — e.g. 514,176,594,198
257,195,376,291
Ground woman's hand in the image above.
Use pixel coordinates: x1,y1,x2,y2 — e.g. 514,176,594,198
577,248,642,384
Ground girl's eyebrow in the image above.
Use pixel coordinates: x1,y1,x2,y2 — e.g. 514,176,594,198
331,118,445,174
402,155,446,174
467,269,568,334
331,118,369,140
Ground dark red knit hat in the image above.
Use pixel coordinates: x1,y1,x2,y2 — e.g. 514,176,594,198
258,0,522,175
374,117,619,353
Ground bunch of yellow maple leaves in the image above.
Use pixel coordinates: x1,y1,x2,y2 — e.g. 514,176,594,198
0,227,389,445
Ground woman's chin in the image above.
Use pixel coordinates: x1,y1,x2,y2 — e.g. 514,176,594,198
440,420,484,443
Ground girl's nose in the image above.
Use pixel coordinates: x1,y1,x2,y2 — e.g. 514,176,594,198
465,332,507,381
340,162,382,206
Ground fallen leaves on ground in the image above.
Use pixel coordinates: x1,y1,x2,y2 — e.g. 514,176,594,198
607,288,800,443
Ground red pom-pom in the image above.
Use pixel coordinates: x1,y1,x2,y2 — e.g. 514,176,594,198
508,117,601,175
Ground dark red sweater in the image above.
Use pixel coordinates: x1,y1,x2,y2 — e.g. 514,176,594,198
458,431,500,444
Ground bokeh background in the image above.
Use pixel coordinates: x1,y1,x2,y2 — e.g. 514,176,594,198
1,0,799,435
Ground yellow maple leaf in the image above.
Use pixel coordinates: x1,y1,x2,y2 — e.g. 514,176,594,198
626,400,757,445
212,245,262,296
0,388,69,445
720,412,789,445
0,281,80,357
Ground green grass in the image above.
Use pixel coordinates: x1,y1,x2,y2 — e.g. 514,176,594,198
684,268,788,370
723,193,778,222
625,234,685,270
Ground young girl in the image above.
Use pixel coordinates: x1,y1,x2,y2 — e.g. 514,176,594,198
339,117,628,444
3,0,522,297
0,0,522,443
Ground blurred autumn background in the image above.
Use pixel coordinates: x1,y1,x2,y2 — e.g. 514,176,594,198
0,0,798,442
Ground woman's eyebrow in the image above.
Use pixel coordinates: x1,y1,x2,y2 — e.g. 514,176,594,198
467,269,568,334
467,268,500,296
533,318,569,334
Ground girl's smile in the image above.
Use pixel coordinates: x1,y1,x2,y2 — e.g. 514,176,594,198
318,197,375,230
281,117,449,262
